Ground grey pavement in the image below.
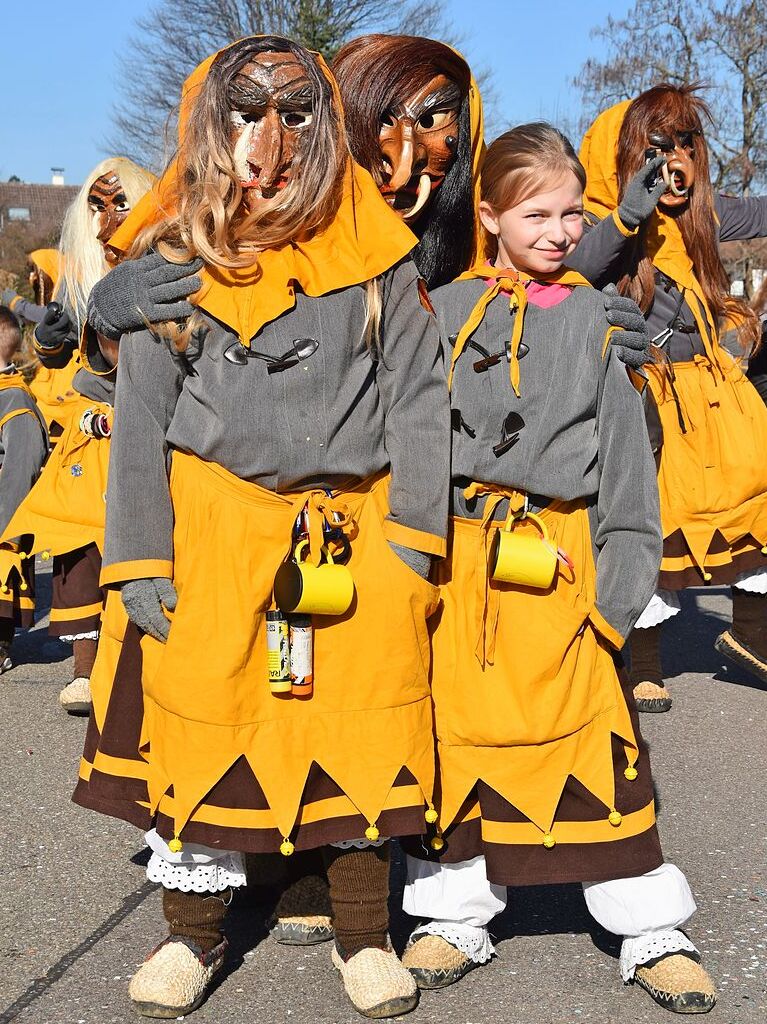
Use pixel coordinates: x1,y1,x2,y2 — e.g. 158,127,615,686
0,571,765,1024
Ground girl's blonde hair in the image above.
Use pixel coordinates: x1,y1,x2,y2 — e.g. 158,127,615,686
56,157,154,332
480,122,586,258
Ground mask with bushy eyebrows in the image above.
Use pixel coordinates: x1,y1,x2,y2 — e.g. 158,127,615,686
88,172,131,265
379,74,461,222
227,51,315,210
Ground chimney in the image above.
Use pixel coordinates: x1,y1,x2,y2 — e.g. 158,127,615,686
51,167,65,186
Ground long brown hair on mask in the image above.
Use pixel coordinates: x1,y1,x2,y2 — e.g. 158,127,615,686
616,83,760,354
130,36,346,351
131,36,345,271
333,35,474,288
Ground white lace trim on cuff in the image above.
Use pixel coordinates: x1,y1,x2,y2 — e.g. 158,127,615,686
146,851,247,892
58,630,100,642
411,920,495,965
330,837,387,849
733,567,767,594
634,591,681,630
620,929,698,982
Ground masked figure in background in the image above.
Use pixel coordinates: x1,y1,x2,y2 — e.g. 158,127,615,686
0,308,48,672
0,158,154,714
578,85,767,712
72,35,450,1020
2,249,84,439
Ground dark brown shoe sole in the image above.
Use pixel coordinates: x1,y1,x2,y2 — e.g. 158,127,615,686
408,958,477,990
635,696,673,713
714,630,767,684
635,974,716,1014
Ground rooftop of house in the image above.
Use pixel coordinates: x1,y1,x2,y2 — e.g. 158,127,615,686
0,181,80,233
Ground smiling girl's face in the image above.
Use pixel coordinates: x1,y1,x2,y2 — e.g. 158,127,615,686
479,170,584,276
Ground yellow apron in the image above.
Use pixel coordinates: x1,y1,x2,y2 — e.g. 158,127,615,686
431,491,649,852
0,392,111,562
94,451,440,852
649,348,767,583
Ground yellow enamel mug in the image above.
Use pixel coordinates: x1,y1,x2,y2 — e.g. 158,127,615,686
489,511,558,590
273,540,355,615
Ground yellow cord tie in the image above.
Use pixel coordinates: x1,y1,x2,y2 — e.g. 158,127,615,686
462,482,528,667
288,489,354,568
447,273,529,397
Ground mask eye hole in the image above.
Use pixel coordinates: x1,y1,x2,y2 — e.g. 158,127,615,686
416,109,455,132
380,110,396,128
648,132,675,152
677,131,695,150
281,111,313,129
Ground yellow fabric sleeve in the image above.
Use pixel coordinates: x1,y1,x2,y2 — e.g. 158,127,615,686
382,520,447,558
100,559,174,588
589,608,625,650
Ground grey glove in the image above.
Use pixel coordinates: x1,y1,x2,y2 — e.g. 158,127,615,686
34,303,73,350
603,284,650,369
1,288,18,307
389,541,432,579
87,251,204,341
617,156,667,230
121,577,178,642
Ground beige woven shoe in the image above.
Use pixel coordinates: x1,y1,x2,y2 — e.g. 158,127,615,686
331,944,418,1018
271,914,334,945
128,937,226,1018
59,676,92,715
635,954,717,1014
402,933,475,989
633,680,672,713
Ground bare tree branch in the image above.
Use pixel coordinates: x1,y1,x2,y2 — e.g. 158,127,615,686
572,0,767,197
108,0,460,169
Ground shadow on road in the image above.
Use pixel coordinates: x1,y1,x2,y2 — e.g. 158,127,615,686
657,589,766,693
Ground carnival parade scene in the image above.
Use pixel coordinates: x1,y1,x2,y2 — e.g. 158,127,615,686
0,0,765,1021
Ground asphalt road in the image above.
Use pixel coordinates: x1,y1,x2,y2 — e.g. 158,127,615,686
0,570,765,1024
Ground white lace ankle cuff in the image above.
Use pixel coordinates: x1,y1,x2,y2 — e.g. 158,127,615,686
146,851,247,892
411,920,495,964
620,929,698,982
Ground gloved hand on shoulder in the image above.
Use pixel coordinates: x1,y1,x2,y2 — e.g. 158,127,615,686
87,251,203,341
602,284,650,369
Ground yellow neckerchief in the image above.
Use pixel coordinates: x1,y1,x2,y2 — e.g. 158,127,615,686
579,100,719,363
0,368,34,398
108,39,417,348
448,262,591,393
28,248,61,291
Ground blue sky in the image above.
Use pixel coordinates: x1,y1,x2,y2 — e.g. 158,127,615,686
1,0,631,185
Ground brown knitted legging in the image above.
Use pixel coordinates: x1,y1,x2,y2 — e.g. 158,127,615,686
322,844,391,958
731,590,767,661
163,887,231,954
73,636,98,679
629,623,664,686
